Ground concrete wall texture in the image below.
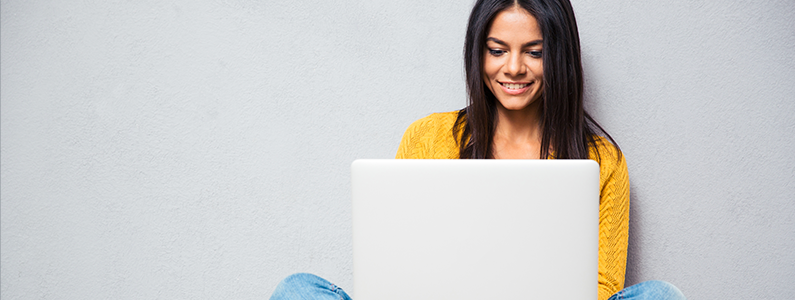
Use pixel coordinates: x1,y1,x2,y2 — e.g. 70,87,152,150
2,0,793,299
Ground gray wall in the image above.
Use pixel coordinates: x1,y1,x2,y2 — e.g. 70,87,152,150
1,1,793,299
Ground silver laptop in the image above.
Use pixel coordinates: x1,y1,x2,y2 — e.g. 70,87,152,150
351,159,600,300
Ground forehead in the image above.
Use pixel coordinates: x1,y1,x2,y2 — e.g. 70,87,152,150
487,7,542,41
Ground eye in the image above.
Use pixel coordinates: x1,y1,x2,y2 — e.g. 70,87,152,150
488,49,506,56
528,50,542,58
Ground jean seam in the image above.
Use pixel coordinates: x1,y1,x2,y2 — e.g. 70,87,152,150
329,283,343,300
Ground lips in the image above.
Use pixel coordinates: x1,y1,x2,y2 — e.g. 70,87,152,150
500,82,531,90
498,81,533,95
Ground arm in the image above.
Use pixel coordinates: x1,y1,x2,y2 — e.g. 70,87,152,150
596,146,630,300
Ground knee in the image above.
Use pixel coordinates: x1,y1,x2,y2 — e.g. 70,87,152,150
640,280,686,300
280,273,322,287
271,273,326,300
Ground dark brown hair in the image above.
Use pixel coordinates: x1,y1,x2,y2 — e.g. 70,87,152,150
454,0,619,159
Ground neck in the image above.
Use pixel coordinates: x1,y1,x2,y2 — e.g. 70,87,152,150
492,100,543,159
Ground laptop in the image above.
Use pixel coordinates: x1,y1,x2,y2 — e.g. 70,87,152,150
351,159,600,300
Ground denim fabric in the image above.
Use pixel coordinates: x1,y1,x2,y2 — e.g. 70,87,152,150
270,273,352,300
608,280,687,300
270,273,685,300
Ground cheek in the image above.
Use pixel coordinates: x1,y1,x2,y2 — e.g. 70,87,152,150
530,60,543,78
481,62,494,90
482,56,501,80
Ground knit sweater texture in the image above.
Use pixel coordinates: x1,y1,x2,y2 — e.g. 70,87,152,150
395,111,630,300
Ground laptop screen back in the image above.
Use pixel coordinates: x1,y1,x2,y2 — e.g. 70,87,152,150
351,159,600,300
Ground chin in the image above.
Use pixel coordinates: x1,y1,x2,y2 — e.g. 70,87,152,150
497,99,537,112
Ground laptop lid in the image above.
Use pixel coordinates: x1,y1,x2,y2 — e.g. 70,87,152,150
351,159,600,300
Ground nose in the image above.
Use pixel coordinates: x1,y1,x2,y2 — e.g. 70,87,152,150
505,52,526,77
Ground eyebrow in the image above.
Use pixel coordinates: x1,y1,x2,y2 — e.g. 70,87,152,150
486,37,543,48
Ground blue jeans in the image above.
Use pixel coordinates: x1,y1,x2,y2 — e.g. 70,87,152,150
270,273,686,300
271,274,352,300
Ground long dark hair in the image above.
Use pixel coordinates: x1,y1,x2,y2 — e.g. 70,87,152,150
454,0,619,159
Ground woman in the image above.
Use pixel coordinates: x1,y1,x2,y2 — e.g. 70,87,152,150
272,0,685,299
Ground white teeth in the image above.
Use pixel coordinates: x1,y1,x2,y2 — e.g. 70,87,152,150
503,83,530,90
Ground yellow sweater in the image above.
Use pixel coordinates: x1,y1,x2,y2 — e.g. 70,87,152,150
395,111,629,300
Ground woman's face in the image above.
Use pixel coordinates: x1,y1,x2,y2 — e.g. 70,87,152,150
483,6,544,113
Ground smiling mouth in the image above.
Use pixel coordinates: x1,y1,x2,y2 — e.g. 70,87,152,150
499,82,531,90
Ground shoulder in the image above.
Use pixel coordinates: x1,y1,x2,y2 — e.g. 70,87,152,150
395,111,460,159
589,136,623,166
404,111,459,135
588,135,629,192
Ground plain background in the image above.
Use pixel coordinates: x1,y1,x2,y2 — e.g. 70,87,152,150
2,0,793,299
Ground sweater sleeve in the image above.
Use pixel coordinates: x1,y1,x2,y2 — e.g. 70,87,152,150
595,143,630,300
